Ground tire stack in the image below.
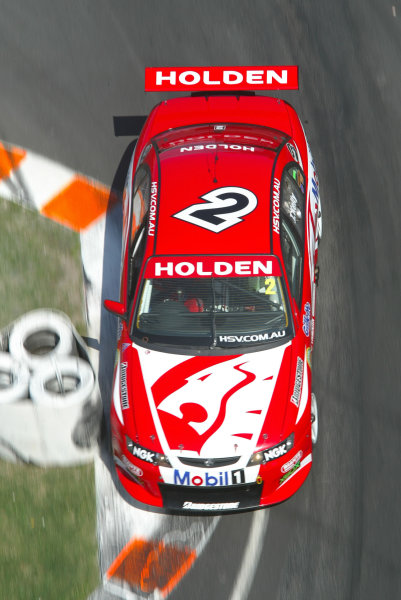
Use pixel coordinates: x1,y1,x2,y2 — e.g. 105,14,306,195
0,309,99,466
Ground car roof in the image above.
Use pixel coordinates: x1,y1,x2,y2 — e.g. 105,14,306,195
132,96,309,283
152,144,277,255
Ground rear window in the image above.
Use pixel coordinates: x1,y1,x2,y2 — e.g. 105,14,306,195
153,123,288,154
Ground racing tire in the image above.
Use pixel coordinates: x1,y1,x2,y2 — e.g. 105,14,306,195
29,357,95,408
8,310,76,371
311,392,318,445
0,352,30,404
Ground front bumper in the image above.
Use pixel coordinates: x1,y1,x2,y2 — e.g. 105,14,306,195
114,442,312,513
160,481,263,512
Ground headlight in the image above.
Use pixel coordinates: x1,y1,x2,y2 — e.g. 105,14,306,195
126,436,171,468
247,433,294,466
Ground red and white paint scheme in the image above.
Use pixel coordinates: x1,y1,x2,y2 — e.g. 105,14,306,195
105,70,321,512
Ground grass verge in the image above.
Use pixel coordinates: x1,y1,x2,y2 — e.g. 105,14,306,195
0,197,85,332
0,462,98,599
0,198,99,599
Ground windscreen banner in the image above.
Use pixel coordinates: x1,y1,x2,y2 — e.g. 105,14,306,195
145,255,282,278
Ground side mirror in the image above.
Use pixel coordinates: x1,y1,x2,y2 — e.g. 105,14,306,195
104,299,127,318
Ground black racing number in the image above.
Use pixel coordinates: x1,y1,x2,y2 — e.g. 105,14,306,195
173,187,258,233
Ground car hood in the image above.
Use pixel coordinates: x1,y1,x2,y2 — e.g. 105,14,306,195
128,342,293,459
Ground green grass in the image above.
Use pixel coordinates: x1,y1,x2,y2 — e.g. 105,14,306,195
0,197,86,332
0,462,98,600
0,198,99,598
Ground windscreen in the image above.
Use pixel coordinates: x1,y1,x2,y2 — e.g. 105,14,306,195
134,268,292,349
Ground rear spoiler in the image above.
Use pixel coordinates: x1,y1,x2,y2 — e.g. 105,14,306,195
114,66,298,136
145,66,298,92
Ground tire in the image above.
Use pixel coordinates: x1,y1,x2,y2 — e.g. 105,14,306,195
0,352,30,404
311,392,318,445
8,310,76,371
29,357,95,408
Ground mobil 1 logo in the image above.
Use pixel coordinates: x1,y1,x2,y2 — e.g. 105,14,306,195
174,468,245,486
173,187,257,233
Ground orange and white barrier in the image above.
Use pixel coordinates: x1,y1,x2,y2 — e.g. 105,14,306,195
0,140,114,231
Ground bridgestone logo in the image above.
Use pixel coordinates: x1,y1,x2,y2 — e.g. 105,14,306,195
182,501,240,510
291,357,303,407
120,362,129,410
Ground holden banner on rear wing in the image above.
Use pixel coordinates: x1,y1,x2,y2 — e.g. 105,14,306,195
145,66,299,92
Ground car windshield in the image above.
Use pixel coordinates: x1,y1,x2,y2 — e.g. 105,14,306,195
133,275,292,348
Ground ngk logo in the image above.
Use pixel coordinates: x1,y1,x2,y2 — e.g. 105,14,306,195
145,66,298,91
131,444,155,463
263,443,288,462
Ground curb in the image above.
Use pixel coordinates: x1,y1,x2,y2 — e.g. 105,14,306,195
0,140,116,231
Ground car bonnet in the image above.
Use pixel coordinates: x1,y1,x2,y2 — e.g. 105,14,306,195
127,342,293,460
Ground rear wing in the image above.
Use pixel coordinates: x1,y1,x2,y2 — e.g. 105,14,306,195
114,66,298,136
145,66,298,92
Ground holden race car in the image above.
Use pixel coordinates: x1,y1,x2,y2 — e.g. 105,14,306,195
105,66,322,512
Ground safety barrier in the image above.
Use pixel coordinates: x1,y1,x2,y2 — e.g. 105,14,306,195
0,309,100,466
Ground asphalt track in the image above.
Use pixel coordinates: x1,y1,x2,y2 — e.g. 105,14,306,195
1,1,401,598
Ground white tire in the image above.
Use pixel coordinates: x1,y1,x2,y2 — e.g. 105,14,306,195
8,310,76,370
0,353,30,404
30,357,95,408
311,392,318,445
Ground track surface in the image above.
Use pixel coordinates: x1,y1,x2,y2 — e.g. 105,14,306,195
1,1,400,598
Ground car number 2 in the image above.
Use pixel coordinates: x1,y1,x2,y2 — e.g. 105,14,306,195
173,186,258,232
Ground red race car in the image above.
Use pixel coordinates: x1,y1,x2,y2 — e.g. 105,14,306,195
105,67,322,512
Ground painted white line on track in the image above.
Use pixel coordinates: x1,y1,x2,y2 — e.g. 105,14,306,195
229,509,270,600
